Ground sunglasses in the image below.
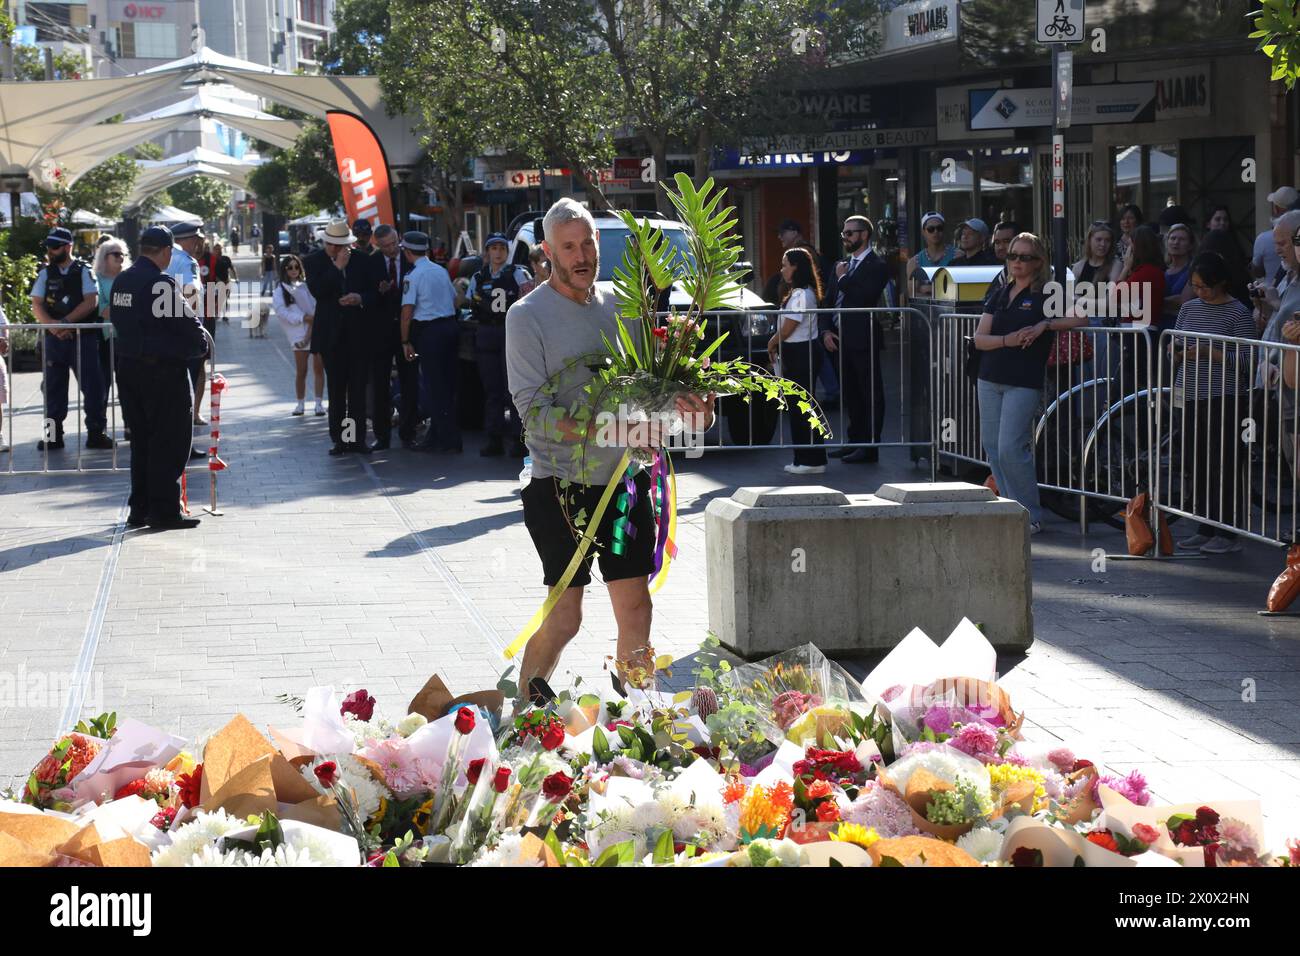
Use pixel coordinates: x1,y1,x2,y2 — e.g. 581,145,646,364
106,251,123,259
841,229,866,237
1007,252,1042,262
924,225,944,233
1290,234,1300,246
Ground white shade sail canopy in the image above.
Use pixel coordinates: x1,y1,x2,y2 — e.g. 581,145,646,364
147,203,205,223
51,118,181,187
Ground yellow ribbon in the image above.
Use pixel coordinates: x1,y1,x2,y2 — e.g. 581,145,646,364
503,449,633,661
648,452,678,596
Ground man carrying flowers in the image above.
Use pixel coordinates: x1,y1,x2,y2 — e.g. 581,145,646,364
506,198,714,700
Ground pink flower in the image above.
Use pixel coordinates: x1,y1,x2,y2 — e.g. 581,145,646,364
1092,769,1150,806
948,722,998,757
1046,747,1076,773
1287,838,1300,867
361,737,422,795
840,780,921,839
1131,823,1161,845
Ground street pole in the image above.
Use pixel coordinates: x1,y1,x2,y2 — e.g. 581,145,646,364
1050,43,1070,287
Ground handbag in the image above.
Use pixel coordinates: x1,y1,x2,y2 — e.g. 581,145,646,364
964,335,981,378
1047,329,1094,367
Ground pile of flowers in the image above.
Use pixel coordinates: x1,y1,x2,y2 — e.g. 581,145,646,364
3,624,1298,868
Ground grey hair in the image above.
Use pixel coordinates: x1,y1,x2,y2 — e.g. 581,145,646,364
93,237,131,275
374,223,397,241
542,198,596,246
1275,210,1300,236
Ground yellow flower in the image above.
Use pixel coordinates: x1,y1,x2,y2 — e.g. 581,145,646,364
831,823,880,849
164,751,197,776
986,763,1048,812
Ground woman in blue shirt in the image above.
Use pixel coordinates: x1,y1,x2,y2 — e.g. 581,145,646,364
971,232,1088,533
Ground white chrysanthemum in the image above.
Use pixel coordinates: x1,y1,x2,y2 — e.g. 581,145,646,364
468,832,543,867
956,826,1005,863
301,755,390,820
151,809,246,867
184,844,245,867
397,713,427,738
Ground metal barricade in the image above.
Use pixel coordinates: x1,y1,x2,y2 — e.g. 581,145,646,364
652,306,935,475
1153,328,1298,547
931,312,1166,530
2,322,218,491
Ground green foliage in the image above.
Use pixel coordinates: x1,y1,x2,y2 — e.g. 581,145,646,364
72,712,117,739
168,176,234,224
0,250,41,350
319,0,391,74
1249,0,1300,89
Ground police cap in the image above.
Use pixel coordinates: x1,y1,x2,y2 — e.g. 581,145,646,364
140,225,174,249
484,232,509,249
45,227,74,247
402,231,430,252
171,221,201,240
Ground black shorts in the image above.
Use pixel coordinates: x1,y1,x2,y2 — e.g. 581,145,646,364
521,472,657,588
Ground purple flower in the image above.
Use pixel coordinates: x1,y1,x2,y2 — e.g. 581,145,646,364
921,705,962,736
841,780,921,838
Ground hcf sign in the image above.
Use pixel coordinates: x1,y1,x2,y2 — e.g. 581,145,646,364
112,2,169,19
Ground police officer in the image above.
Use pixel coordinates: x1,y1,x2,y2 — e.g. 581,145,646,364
398,231,461,453
459,232,533,456
30,227,111,450
372,224,418,449
110,226,208,529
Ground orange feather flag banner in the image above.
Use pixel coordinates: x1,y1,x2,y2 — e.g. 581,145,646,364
325,110,395,230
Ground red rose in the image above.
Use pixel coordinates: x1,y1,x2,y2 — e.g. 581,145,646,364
150,806,177,831
1171,821,1199,846
114,779,148,801
815,801,840,823
1070,759,1094,773
340,689,376,721
540,721,566,751
807,779,833,800
493,767,512,793
466,758,487,786
454,707,476,735
1085,830,1120,853
1204,843,1219,867
314,760,339,789
652,326,668,341
541,771,573,803
176,764,203,808
1010,846,1044,867
1195,806,1220,827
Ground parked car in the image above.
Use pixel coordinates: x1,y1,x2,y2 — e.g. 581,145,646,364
509,213,776,444
277,231,291,254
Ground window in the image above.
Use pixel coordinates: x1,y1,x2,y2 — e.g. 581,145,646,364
926,149,975,225
976,147,1033,231
299,37,319,61
1111,143,1178,223
133,22,176,59
298,0,327,25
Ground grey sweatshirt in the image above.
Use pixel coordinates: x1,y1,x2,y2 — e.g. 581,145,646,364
506,281,629,485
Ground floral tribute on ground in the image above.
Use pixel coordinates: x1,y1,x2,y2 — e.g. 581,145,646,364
2,620,1296,868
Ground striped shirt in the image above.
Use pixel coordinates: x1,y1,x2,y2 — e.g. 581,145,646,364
1172,298,1256,399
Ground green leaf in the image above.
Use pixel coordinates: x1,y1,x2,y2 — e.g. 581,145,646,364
652,828,675,865
877,855,904,867
544,827,565,864
382,850,400,867
592,726,613,764
594,839,636,867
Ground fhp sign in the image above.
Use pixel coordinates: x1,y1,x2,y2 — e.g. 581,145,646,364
1051,136,1065,220
1036,0,1084,44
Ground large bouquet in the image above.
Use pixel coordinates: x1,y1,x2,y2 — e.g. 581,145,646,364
586,173,828,464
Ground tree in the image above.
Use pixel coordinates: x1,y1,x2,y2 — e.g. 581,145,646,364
318,0,390,74
168,176,234,223
1251,0,1300,88
247,156,315,220
591,0,882,184
386,0,622,210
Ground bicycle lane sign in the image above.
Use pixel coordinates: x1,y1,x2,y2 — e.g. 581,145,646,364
1037,0,1084,44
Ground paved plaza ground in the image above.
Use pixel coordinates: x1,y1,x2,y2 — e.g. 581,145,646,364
2,256,1299,846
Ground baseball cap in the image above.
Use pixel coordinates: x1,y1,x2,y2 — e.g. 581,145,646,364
1269,186,1299,208
171,221,201,240
921,212,945,230
402,230,430,252
483,232,508,249
960,217,990,237
352,218,374,237
777,219,802,234
140,225,174,248
44,227,74,247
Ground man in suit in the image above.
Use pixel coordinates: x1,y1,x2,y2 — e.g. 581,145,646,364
371,224,420,449
821,215,891,463
306,219,380,455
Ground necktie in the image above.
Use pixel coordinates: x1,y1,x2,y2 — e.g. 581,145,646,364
388,256,397,286
835,257,858,308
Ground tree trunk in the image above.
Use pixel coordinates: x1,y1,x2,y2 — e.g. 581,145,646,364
652,141,668,200
693,126,714,187
579,168,612,212
451,172,465,253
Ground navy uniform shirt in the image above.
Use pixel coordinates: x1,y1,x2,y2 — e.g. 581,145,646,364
109,257,207,363
978,283,1054,389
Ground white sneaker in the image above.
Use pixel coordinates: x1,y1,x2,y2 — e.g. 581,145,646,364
784,463,826,475
1177,533,1212,550
314,401,326,416
1028,521,1043,535
1200,536,1243,554
292,401,305,416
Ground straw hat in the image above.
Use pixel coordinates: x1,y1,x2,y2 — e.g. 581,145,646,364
322,219,356,245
